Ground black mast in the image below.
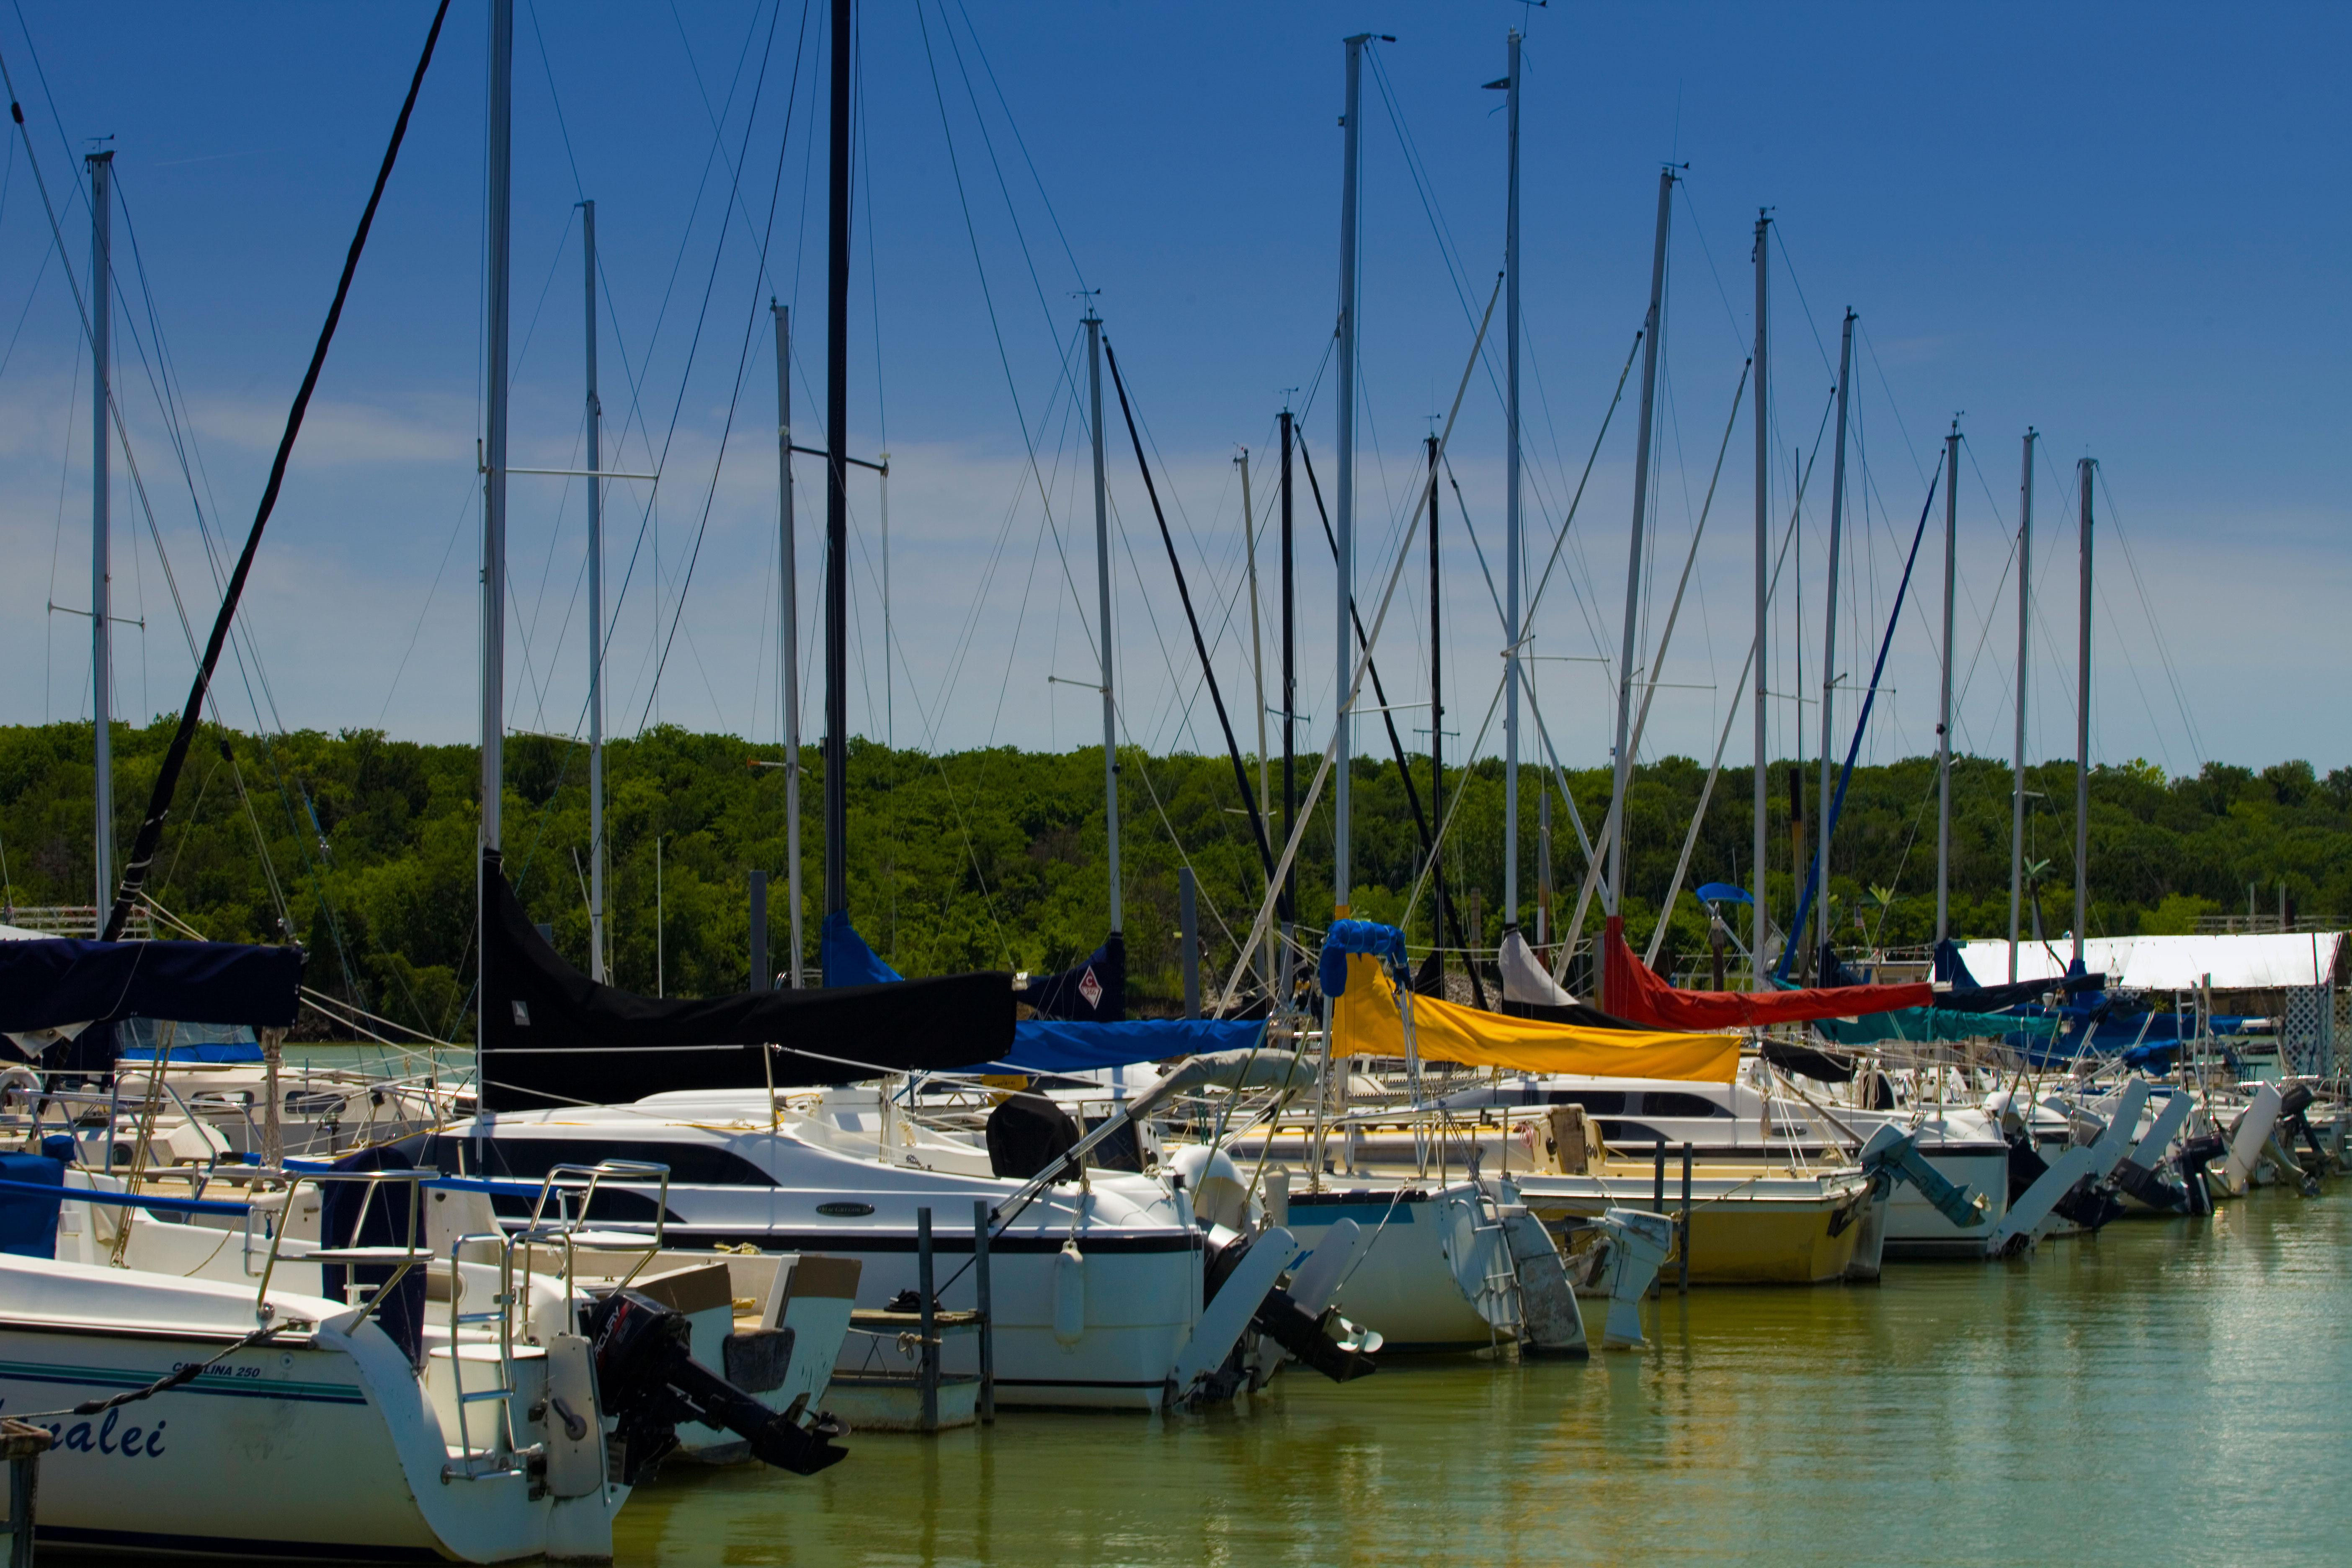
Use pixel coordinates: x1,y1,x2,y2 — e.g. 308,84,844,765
822,0,851,917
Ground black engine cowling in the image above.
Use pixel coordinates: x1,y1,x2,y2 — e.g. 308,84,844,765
583,1287,846,1484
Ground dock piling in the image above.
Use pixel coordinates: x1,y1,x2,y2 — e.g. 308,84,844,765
917,1207,939,1434
1652,1142,1666,1298
974,1200,995,1424
1679,1144,1693,1294
4,1418,50,1567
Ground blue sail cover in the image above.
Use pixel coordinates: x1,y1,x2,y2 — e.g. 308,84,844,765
1015,934,1126,1022
821,910,905,988
990,1016,1264,1074
1318,921,1408,999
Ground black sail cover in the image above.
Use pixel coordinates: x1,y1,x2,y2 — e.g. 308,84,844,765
478,850,1013,1112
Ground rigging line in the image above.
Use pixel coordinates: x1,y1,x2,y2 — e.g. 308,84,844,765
2092,572,2171,775
660,0,810,302
1856,320,1929,489
528,1,670,556
930,0,1083,377
1673,174,1755,359
946,0,1087,293
1293,429,1439,855
1520,329,1642,639
1769,223,1835,384
911,0,1090,673
1214,274,1501,1006
1552,397,1829,984
45,351,76,725
0,125,204,680
1776,454,1945,980
95,0,456,946
603,0,792,699
632,0,798,731
923,329,1088,754
1101,334,1276,880
2094,467,2205,765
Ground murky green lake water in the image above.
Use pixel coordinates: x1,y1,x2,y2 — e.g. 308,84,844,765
621,1188,2347,1566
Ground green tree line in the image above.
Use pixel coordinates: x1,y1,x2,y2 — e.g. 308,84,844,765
3,719,2345,1039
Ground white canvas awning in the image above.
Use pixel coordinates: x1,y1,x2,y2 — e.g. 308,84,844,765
1952,931,2344,993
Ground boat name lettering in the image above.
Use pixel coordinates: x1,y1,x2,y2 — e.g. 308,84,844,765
0,1402,166,1460
816,1202,874,1217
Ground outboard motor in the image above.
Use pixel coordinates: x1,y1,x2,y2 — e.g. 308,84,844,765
2276,1083,2328,1173
2052,1177,2125,1233
1203,1231,1377,1385
2174,1132,2227,1217
584,1288,846,1483
2109,1156,2190,1212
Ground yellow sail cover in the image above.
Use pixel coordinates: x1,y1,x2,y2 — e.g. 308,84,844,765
1331,955,1739,1083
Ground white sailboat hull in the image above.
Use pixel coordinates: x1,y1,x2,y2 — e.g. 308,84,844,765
0,1256,619,1563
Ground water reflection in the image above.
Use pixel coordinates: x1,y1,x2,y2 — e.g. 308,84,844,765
618,1190,2348,1566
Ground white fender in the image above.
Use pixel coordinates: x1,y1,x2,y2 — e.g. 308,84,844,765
1051,1238,1086,1347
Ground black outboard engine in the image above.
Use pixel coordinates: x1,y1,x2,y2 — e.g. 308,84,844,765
1203,1232,1376,1385
2052,1177,2125,1233
584,1288,846,1484
2276,1083,2328,1170
2174,1132,2227,1217
2109,1155,2189,1212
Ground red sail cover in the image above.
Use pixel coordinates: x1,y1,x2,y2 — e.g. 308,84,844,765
1600,917,1930,1030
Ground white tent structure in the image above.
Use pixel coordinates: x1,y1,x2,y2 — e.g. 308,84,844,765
1952,931,2344,993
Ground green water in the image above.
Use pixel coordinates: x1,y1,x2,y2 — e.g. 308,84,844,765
619,1189,2350,1567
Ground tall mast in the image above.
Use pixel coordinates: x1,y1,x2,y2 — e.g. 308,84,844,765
1750,210,1769,977
582,199,605,981
480,0,513,988
1935,420,1958,947
1242,446,1269,983
88,150,114,921
1607,168,1674,931
823,0,851,918
2074,456,2094,970
1279,407,1297,957
2009,430,2035,981
773,304,804,985
1500,28,1523,937
1087,311,1120,936
1426,430,1444,986
1332,34,1366,916
1813,309,1855,978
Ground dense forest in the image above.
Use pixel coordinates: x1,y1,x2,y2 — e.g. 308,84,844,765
2,719,2345,1041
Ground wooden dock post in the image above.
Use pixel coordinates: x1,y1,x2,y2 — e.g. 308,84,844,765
916,1207,939,1434
5,1418,52,1567
1651,1142,1666,1298
1679,1143,1693,1294
973,1200,995,1424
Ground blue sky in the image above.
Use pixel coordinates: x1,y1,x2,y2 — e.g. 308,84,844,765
0,0,2343,781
